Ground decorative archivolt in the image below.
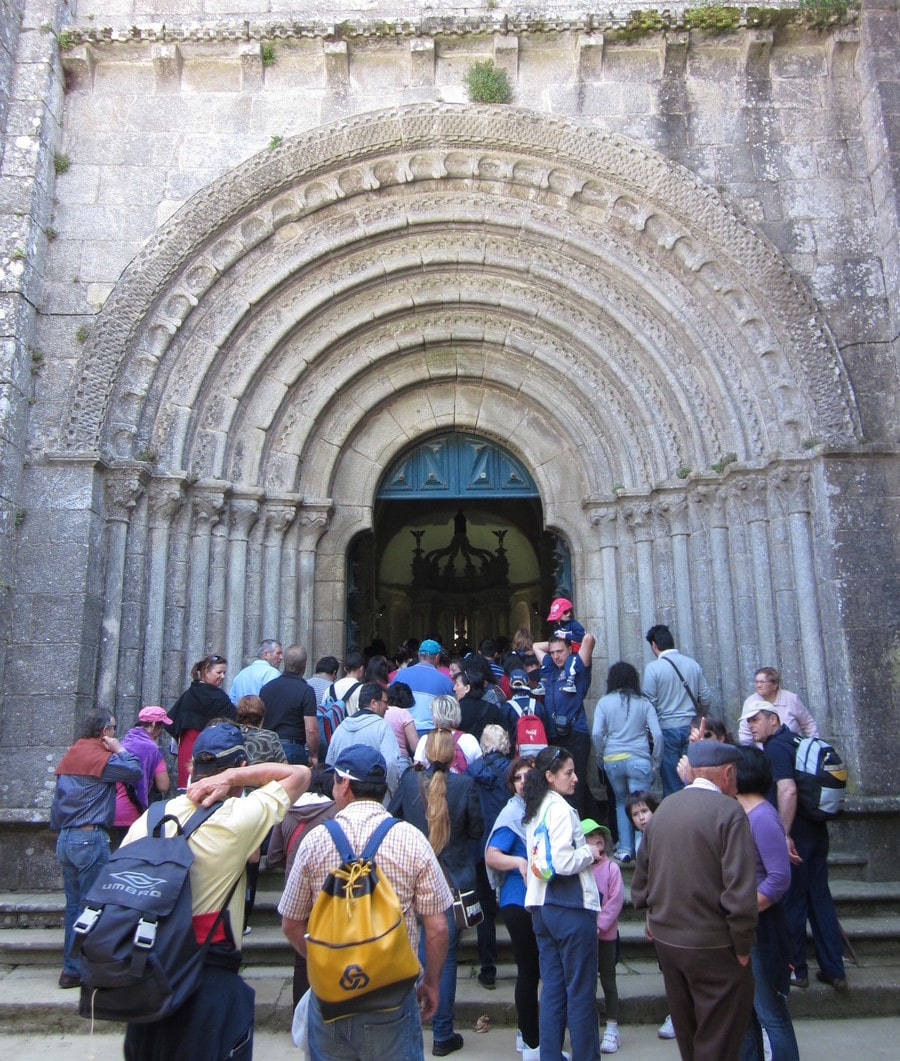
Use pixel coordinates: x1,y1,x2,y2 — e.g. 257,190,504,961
62,104,861,496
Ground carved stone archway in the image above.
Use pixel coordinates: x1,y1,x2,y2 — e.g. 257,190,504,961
52,105,861,762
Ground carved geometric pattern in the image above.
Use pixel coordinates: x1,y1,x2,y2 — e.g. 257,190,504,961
62,104,861,500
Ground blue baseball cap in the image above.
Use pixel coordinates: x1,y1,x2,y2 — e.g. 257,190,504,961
418,639,442,656
331,746,388,784
192,722,247,769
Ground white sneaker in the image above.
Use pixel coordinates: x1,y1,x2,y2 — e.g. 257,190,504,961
601,1027,620,1053
521,1048,540,1061
658,1014,676,1039
762,1028,772,1061
516,1029,524,1053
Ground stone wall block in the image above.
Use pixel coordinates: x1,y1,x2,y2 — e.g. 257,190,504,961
826,27,861,78
151,44,183,94
239,41,264,91
61,45,97,92
324,40,349,88
409,37,435,88
663,31,688,80
743,29,773,80
577,33,604,82
492,34,518,84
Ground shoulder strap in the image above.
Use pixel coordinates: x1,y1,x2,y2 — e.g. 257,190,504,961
360,816,399,862
322,818,356,863
662,656,700,710
341,681,362,705
182,801,226,838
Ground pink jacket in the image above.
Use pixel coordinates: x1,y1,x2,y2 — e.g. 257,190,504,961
590,857,624,941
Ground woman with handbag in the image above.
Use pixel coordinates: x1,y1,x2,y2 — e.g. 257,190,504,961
523,745,602,1061
390,728,484,1057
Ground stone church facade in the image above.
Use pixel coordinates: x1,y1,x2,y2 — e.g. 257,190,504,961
0,0,897,886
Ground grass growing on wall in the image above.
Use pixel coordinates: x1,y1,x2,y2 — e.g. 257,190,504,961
465,60,512,104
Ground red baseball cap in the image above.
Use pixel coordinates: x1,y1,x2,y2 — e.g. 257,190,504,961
547,598,574,622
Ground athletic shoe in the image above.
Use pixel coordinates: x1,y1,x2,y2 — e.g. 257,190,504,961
658,1014,676,1039
561,680,577,693
790,975,809,988
614,850,634,863
516,1030,524,1053
477,970,496,990
58,971,81,989
432,1033,464,1057
601,1028,620,1053
531,682,546,696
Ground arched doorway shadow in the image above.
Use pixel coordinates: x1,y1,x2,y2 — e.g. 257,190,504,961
345,432,570,656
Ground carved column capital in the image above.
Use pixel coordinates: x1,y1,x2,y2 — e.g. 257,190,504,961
691,484,729,529
771,467,812,516
147,476,186,527
729,474,770,523
228,491,263,540
654,493,691,536
262,496,300,541
622,501,654,542
584,500,620,549
103,464,148,522
189,480,230,533
297,498,333,548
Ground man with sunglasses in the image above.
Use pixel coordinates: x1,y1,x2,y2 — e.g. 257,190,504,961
324,682,406,799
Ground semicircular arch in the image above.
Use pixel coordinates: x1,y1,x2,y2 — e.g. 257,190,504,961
63,103,861,505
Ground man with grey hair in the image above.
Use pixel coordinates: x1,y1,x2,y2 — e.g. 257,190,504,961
259,645,319,766
229,639,283,704
632,741,757,1060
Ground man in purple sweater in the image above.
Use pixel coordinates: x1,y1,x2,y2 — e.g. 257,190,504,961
631,741,757,1061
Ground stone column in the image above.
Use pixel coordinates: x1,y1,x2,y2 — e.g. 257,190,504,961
695,485,740,710
296,500,333,657
225,492,263,673
185,482,230,671
142,477,185,706
773,469,828,718
622,502,656,640
586,502,621,663
656,494,695,656
97,465,146,710
732,475,777,665
261,498,299,643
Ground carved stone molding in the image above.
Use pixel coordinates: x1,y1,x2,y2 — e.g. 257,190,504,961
584,500,619,549
61,104,860,467
691,484,730,529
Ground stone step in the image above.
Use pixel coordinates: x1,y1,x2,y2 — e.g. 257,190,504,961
3,913,898,970
5,871,896,929
1,955,899,1036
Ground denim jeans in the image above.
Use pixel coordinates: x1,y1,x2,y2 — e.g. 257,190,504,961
279,738,309,765
533,904,601,1061
740,944,800,1061
604,756,654,858
57,827,110,976
418,908,460,1043
785,822,845,981
660,725,691,797
307,983,424,1060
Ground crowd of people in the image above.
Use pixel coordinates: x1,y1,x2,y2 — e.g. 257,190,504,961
49,602,848,1061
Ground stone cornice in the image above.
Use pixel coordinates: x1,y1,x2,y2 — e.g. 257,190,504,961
56,7,860,48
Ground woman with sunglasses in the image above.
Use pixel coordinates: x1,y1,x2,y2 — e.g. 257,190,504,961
485,755,540,1058
167,653,235,787
522,746,602,1060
